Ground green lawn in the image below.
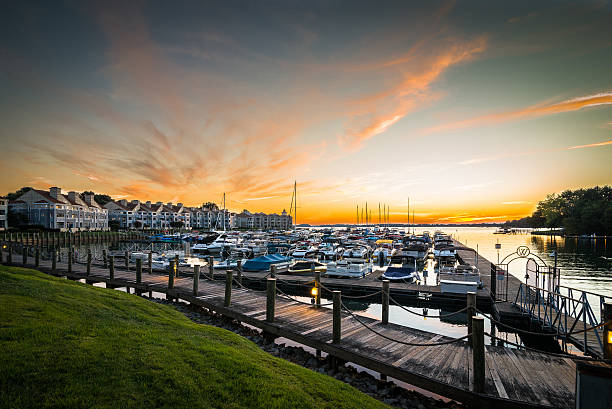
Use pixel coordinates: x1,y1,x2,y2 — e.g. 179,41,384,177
0,266,388,409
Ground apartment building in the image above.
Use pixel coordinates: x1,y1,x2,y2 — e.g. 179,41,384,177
8,187,108,231
0,197,7,230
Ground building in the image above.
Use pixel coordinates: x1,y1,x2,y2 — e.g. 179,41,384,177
8,187,108,231
103,198,291,231
0,197,7,230
233,209,292,230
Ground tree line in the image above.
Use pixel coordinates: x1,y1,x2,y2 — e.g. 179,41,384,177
504,186,612,235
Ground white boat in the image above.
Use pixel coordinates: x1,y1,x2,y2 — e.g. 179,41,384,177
438,264,482,288
325,260,372,278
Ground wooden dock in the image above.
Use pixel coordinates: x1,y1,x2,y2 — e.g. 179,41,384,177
1,249,581,409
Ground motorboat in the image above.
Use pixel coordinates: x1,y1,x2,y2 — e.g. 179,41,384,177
381,266,419,283
291,244,318,259
286,260,326,275
438,263,483,288
242,254,291,273
325,259,372,278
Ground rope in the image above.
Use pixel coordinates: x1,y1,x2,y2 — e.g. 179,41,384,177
276,286,334,306
231,277,269,295
476,308,608,337
341,302,471,346
388,294,469,318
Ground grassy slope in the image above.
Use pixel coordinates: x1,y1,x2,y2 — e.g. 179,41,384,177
0,266,388,409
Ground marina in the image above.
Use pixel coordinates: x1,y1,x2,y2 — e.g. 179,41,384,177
2,227,610,409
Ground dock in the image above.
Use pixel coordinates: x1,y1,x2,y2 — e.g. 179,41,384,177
1,247,583,409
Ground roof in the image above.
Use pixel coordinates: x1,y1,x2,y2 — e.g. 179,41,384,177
33,189,64,204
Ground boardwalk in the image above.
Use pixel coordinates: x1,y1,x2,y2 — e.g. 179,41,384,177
1,249,579,409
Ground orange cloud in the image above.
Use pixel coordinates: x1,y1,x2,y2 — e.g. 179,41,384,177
340,36,487,150
424,92,612,134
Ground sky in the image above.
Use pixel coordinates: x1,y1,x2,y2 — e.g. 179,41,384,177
1,0,611,224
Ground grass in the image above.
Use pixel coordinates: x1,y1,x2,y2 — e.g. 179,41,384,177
0,266,389,409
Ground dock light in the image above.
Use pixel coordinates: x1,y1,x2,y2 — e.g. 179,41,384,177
608,332,612,345
311,287,318,297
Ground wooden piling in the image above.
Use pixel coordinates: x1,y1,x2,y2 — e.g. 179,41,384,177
193,265,200,296
102,250,107,269
333,290,341,343
67,248,72,273
467,292,476,347
382,279,390,324
7,244,12,264
236,260,242,285
271,264,277,278
124,251,129,270
148,252,152,274
22,246,27,265
472,316,485,393
604,303,612,360
168,260,175,290
35,247,40,267
266,278,276,322
314,271,321,307
224,270,233,307
109,255,115,280
51,249,56,272
208,257,214,280
86,251,91,276
136,259,142,296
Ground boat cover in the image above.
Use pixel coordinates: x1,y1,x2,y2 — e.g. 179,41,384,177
382,266,417,280
243,254,291,271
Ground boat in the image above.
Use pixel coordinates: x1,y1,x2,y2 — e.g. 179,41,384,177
325,259,372,278
242,254,291,273
381,266,419,283
286,260,326,274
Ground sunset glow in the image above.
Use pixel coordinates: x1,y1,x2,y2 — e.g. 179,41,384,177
1,1,611,224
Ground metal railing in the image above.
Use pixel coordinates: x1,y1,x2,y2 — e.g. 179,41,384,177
514,282,610,357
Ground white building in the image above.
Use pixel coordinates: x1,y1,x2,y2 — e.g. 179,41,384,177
9,187,108,231
233,209,292,230
0,197,7,231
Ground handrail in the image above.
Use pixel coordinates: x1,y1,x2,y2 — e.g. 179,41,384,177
513,281,605,357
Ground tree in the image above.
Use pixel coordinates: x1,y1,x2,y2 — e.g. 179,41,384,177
81,191,113,206
108,220,121,231
170,221,184,228
7,211,29,228
202,202,219,211
6,187,33,201
527,186,611,235
133,221,142,229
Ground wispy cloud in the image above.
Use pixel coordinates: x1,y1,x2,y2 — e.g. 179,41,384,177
424,92,612,135
460,139,612,165
501,201,532,205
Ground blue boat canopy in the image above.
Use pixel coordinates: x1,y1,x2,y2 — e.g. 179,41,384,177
243,254,291,271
